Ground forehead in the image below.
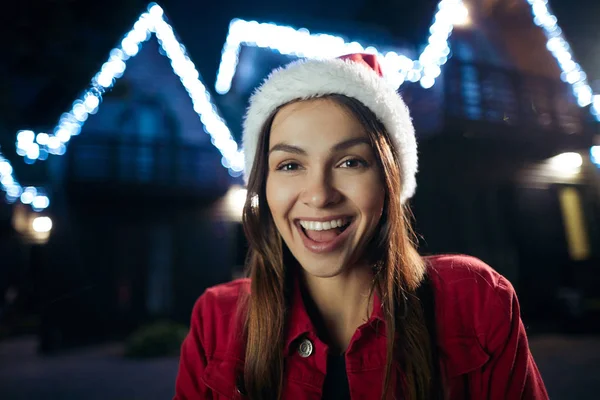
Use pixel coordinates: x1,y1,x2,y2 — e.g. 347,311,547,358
269,98,367,148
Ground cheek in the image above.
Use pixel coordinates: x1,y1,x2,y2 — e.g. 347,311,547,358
266,177,296,222
365,191,385,226
344,177,386,219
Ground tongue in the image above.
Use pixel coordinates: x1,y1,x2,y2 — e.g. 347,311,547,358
305,228,341,242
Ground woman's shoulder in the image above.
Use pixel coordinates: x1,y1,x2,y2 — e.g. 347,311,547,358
189,278,250,358
193,278,250,319
423,254,517,337
424,255,518,376
424,254,512,297
199,278,250,303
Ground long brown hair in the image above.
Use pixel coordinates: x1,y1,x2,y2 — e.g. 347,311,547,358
241,94,436,399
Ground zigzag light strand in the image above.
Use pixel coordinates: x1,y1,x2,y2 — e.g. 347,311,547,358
215,0,470,94
216,0,599,122
527,0,598,119
12,0,600,208
16,3,245,176
591,145,600,166
0,147,49,210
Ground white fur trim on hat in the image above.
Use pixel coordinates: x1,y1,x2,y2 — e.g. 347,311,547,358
242,57,418,203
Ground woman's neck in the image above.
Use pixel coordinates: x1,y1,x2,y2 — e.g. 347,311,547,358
300,266,375,354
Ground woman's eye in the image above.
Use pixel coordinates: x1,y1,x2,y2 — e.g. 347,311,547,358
276,162,300,171
340,158,367,168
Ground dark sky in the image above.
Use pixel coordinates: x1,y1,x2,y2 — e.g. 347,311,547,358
0,0,598,130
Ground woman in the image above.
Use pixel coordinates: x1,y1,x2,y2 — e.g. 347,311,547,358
174,53,548,399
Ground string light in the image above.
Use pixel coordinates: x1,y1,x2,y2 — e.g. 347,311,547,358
216,0,599,121
0,148,49,210
527,0,597,120
12,0,600,201
216,0,467,93
15,3,244,176
591,146,600,167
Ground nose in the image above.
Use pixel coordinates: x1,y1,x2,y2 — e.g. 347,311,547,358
300,170,342,208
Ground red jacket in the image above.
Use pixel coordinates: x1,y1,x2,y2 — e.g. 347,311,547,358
174,255,548,399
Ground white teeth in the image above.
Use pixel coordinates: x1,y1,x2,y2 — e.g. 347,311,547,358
299,218,348,231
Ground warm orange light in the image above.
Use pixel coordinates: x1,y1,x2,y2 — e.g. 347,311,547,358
451,3,471,27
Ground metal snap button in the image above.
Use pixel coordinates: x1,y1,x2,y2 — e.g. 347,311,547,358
297,338,314,358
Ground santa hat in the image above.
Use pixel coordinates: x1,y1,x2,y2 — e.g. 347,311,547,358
242,53,418,204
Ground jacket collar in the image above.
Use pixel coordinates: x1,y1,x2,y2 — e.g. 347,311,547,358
284,267,385,355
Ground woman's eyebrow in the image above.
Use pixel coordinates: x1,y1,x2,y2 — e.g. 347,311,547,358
268,143,306,156
268,137,371,156
331,137,371,152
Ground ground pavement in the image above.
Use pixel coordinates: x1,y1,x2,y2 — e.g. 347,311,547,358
0,334,598,399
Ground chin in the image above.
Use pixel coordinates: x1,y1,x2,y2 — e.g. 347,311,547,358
293,252,357,278
299,263,347,279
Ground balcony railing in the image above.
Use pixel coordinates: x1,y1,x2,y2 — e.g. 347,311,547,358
445,61,587,135
404,60,593,143
64,135,230,193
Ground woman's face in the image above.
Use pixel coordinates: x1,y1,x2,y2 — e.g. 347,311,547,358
265,98,386,278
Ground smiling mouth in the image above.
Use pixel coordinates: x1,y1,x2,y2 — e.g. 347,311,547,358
297,219,353,243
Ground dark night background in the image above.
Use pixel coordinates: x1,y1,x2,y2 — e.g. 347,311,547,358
1,0,600,399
